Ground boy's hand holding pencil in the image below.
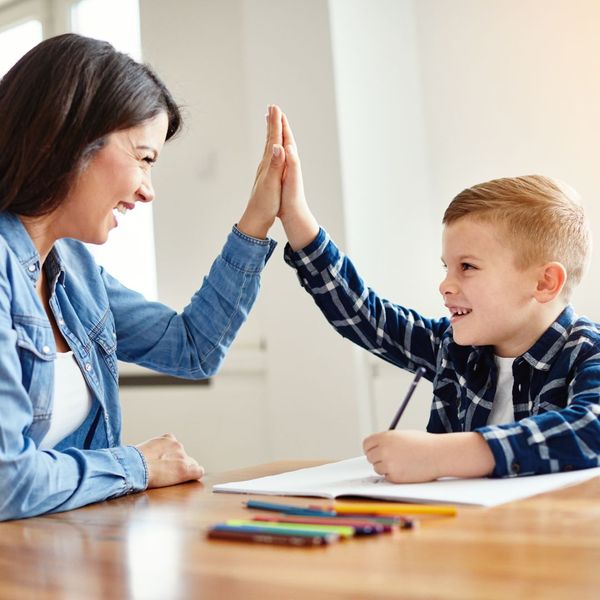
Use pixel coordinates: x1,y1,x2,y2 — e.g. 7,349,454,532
363,368,495,483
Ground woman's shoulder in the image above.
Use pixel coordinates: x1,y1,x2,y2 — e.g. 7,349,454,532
54,239,109,303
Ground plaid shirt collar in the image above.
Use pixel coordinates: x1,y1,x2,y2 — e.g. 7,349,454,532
521,305,576,371
465,305,576,372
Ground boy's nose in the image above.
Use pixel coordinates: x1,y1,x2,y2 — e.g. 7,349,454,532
439,276,457,297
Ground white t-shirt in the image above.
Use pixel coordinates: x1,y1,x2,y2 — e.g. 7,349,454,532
39,351,93,449
487,355,515,425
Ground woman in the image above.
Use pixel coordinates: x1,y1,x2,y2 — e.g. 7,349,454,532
0,34,284,520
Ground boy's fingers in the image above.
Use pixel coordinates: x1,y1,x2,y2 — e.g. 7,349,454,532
282,112,297,149
283,144,303,188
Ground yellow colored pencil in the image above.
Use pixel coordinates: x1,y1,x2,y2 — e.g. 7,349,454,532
332,501,457,516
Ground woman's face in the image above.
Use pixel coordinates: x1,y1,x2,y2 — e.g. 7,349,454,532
56,112,169,245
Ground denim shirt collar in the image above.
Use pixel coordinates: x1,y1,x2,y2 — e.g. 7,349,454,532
0,211,66,286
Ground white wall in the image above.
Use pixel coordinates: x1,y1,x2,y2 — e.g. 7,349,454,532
124,0,371,471
121,0,600,472
411,0,600,317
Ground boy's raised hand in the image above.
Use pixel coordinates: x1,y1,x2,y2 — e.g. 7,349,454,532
279,112,320,251
237,105,286,239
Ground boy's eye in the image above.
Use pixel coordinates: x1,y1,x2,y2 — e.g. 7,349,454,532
461,263,475,271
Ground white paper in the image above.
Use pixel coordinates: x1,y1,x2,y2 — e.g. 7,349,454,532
213,456,600,507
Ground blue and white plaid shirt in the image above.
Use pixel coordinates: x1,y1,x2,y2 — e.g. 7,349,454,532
284,228,600,478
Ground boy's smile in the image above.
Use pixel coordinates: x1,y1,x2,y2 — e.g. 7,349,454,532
440,217,552,357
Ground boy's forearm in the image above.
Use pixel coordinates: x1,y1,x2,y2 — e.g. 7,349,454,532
436,432,496,479
280,207,320,251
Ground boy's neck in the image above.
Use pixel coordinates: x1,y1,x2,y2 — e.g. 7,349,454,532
494,302,568,358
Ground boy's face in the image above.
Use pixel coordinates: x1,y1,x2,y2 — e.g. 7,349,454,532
440,217,541,357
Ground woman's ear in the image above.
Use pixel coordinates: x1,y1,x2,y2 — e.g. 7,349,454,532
535,262,567,303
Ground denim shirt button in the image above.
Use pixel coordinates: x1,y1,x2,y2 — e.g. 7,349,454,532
84,363,92,372
42,345,51,354
28,264,36,272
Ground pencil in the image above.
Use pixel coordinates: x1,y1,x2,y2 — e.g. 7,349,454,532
245,499,336,517
251,515,387,535
389,367,426,429
207,529,333,546
333,501,457,516
226,519,355,538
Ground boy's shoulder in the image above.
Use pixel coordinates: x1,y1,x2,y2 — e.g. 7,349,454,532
560,311,600,359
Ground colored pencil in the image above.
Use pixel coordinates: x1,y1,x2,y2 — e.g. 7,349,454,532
212,523,339,540
225,519,355,538
333,501,457,516
245,499,336,516
389,367,426,429
251,515,387,535
207,528,333,546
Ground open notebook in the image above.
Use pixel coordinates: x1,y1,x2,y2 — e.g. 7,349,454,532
213,456,600,507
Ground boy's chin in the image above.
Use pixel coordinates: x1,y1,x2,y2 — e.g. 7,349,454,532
451,330,480,347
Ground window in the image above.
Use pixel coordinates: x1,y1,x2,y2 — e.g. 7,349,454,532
0,19,43,77
70,0,157,299
0,0,157,300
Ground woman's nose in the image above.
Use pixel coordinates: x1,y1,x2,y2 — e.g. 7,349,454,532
136,178,155,203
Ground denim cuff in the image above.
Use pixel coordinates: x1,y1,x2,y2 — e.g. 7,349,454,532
220,225,277,274
110,445,148,492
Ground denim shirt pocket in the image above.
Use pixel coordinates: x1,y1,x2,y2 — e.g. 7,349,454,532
88,310,118,383
13,316,55,421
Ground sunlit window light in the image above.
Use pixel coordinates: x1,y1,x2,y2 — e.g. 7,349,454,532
71,0,158,300
0,20,43,78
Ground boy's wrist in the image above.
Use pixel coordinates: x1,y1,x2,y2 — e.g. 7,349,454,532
437,432,495,478
280,208,320,251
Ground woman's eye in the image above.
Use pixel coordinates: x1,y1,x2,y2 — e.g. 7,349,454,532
143,157,156,167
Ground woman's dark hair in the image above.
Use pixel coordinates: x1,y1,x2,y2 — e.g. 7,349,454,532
0,33,182,216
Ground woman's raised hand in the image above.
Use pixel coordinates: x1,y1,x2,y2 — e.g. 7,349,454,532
237,105,286,239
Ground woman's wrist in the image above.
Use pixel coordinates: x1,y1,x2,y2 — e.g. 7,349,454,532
237,209,274,240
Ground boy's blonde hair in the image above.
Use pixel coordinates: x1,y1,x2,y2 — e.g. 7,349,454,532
443,175,591,301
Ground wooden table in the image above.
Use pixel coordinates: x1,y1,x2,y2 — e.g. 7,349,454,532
1,461,600,600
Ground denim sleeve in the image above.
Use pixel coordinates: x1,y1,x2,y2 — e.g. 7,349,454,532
477,358,600,477
283,228,448,378
0,268,147,521
106,226,276,377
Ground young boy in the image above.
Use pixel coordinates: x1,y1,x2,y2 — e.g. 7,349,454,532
276,115,600,482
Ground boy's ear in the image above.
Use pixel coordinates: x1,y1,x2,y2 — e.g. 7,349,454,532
534,262,567,303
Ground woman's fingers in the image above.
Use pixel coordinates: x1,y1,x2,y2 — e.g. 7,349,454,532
263,105,283,160
137,434,204,488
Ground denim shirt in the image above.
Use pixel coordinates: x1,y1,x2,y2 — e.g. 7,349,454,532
0,212,275,520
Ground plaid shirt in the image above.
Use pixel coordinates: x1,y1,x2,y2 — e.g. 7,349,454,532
284,228,600,478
